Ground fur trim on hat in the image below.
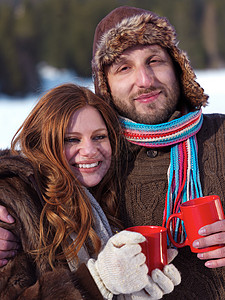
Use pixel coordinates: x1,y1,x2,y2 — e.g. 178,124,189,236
92,6,208,109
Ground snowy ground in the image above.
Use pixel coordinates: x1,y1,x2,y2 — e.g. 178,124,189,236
0,65,225,149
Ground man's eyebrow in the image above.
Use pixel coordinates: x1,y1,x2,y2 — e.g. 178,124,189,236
112,56,128,66
112,48,162,65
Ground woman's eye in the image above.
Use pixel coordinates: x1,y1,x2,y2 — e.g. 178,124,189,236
93,135,107,141
64,137,80,143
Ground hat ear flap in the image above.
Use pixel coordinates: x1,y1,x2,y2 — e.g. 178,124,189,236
170,47,208,108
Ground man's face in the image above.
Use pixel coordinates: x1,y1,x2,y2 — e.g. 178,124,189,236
105,44,180,124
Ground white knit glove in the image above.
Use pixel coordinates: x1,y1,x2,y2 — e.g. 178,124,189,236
87,230,149,299
130,248,181,299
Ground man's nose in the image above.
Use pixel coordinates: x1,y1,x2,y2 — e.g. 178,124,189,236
135,66,153,88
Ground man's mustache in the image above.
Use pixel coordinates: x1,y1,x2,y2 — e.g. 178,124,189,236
130,87,165,100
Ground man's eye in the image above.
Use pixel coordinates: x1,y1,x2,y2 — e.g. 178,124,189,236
64,137,80,143
118,65,129,72
149,57,162,65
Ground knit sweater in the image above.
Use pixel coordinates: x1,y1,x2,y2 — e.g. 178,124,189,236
0,150,103,300
119,113,225,300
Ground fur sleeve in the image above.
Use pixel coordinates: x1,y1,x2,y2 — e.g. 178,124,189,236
0,254,102,299
0,161,103,300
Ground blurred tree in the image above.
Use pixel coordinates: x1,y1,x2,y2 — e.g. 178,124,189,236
0,0,225,96
65,0,118,77
0,4,25,95
0,1,40,95
217,0,225,64
202,0,224,68
14,0,40,92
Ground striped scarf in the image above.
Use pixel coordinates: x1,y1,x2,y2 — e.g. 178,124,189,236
119,109,203,243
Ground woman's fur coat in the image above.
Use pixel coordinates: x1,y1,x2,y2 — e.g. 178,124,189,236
0,150,103,300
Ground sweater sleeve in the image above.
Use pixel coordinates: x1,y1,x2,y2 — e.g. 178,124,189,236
0,161,103,300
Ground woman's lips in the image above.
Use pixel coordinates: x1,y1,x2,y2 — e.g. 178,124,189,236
75,162,100,169
72,161,101,173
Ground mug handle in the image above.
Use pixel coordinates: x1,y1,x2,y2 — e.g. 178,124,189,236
166,213,189,248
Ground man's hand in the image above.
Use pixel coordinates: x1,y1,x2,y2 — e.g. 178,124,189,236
0,205,15,224
0,205,19,267
192,220,225,268
130,249,181,299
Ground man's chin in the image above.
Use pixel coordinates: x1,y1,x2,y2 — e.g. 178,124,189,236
116,106,171,124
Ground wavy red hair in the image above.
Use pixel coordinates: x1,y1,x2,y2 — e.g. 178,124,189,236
11,83,123,268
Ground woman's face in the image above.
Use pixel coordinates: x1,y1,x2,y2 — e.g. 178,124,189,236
64,105,112,187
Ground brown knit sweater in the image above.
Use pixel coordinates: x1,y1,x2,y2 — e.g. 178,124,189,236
120,113,225,300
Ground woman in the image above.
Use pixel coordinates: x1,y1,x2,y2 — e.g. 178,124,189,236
0,84,180,300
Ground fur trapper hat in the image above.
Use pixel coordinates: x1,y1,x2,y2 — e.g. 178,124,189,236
92,6,208,108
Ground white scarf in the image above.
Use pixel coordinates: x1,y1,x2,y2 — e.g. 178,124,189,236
67,187,113,272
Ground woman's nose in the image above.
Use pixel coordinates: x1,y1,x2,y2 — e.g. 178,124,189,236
80,140,97,156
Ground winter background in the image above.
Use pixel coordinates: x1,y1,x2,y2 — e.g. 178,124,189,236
0,65,225,149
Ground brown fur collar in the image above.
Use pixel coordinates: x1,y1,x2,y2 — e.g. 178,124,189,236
0,149,33,177
0,149,44,206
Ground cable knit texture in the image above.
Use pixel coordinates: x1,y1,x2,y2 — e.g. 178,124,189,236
119,114,225,300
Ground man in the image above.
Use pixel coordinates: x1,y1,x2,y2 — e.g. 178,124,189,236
91,6,225,299
1,5,225,299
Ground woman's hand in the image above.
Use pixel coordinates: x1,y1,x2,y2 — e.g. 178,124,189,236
130,248,181,299
87,230,149,299
87,232,181,299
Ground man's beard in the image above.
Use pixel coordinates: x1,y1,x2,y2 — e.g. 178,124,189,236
112,87,180,125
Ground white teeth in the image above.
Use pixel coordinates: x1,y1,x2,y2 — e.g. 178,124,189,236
76,162,99,169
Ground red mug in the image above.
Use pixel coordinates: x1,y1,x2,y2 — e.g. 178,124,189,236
126,225,168,274
166,195,225,253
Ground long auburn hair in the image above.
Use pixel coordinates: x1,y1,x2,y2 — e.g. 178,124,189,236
11,83,123,268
